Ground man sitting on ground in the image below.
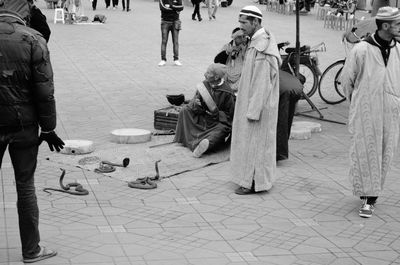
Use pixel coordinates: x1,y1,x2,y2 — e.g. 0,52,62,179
174,63,235,158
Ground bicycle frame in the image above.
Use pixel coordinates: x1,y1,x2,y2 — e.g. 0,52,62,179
281,42,325,76
279,42,326,99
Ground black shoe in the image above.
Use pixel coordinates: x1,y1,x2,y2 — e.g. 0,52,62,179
122,8,125,11
234,187,256,195
192,15,196,20
198,17,202,21
127,8,131,11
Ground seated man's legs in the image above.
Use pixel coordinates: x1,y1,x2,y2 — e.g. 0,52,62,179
193,123,230,157
277,70,302,161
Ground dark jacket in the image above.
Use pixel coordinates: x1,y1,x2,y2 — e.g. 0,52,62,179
159,0,183,21
0,11,57,132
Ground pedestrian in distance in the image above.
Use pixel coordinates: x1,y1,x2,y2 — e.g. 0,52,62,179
191,0,202,21
121,0,131,11
92,0,97,10
206,0,218,20
341,6,400,218
105,0,118,9
27,0,51,42
158,0,184,66
0,0,65,262
230,6,282,195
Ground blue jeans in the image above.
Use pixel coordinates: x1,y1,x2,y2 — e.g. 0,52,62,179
161,20,181,61
0,126,41,258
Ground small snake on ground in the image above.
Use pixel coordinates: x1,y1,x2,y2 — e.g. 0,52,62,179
128,160,161,189
43,168,89,196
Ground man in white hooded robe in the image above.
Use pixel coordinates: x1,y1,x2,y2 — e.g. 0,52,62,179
341,6,400,218
230,6,281,195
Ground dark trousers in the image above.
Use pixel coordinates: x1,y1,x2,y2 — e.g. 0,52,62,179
360,196,378,205
105,0,118,7
92,0,97,9
0,126,40,258
122,0,130,9
192,3,201,19
304,0,311,11
161,20,180,61
276,70,302,161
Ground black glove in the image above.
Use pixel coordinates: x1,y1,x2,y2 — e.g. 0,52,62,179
39,131,65,152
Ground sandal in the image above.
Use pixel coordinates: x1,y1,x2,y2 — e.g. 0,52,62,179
23,246,57,263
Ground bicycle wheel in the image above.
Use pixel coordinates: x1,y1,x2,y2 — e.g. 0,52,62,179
298,63,318,99
318,59,346,105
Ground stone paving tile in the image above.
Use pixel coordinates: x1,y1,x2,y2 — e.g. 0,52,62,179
2,0,400,264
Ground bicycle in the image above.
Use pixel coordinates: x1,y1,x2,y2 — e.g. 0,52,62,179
279,41,326,99
318,27,365,104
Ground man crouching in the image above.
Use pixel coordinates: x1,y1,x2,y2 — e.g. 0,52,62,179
174,63,235,158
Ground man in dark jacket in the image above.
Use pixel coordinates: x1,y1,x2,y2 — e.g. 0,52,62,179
158,0,183,66
0,0,64,262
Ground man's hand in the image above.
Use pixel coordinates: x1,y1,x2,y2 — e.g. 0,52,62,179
225,44,233,54
194,98,202,106
39,131,65,152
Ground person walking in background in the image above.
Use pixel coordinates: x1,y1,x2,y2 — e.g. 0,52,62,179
27,0,51,42
92,0,97,10
105,0,118,9
158,0,183,66
206,0,218,20
341,7,400,218
191,0,202,21
122,0,131,11
230,6,281,195
0,0,65,262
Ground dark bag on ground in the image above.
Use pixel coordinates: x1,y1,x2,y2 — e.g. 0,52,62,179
93,14,107,23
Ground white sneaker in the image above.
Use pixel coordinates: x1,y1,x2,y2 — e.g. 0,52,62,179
158,60,166,66
359,199,374,218
174,60,182,66
193,139,209,158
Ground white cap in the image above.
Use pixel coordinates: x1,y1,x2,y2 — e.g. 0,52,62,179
239,5,263,20
376,6,400,21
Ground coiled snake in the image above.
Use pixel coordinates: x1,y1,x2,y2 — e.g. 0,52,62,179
128,160,161,189
43,168,89,196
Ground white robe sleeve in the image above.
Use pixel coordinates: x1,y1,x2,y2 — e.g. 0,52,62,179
246,54,272,121
341,46,363,102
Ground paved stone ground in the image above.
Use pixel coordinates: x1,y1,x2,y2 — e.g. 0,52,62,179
1,0,400,264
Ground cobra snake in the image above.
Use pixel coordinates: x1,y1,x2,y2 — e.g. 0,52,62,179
43,168,89,196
